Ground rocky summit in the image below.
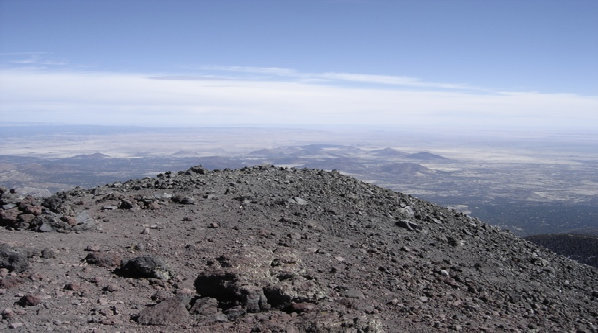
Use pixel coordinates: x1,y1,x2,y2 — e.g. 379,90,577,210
0,165,596,332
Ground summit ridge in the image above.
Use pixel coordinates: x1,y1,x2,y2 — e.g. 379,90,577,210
0,165,596,331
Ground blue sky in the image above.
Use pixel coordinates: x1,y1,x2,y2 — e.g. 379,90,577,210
0,0,597,129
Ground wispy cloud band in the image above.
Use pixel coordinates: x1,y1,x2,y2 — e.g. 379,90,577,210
1,67,597,130
190,66,480,91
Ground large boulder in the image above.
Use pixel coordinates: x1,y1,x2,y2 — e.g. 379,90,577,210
0,243,29,272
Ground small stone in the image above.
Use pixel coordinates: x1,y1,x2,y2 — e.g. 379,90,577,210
224,305,246,320
208,222,219,228
447,236,461,247
17,294,41,306
60,216,78,226
38,223,54,232
147,202,160,210
293,197,308,205
103,284,119,292
289,302,315,313
24,205,42,216
64,283,82,291
172,195,195,205
189,166,206,174
41,248,56,259
85,245,101,252
2,308,14,319
8,322,24,329
85,252,122,268
0,277,23,289
118,199,135,209
395,220,421,231
17,213,35,224
343,289,364,299
90,277,103,285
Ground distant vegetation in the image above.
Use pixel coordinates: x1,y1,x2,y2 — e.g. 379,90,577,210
525,234,598,268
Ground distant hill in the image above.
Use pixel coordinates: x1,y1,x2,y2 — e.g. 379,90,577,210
71,152,111,159
378,162,434,176
525,233,598,268
406,151,448,161
371,147,407,157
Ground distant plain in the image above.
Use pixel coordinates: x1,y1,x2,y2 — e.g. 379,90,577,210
1,124,597,236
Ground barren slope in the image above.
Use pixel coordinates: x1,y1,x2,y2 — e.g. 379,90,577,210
0,166,596,332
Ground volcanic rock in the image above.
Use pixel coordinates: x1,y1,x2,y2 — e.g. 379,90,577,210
135,295,191,326
0,244,29,273
0,166,596,332
117,256,171,280
85,251,122,268
16,294,41,307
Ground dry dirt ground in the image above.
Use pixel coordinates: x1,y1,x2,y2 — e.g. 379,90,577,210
0,166,596,332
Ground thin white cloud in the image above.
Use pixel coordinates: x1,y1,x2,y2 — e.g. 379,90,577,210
1,68,597,131
195,66,480,91
0,52,49,56
1,52,68,67
203,66,300,77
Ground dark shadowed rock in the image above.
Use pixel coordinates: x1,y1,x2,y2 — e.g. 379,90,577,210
172,195,195,205
118,256,171,280
16,294,41,307
188,166,206,174
117,199,135,209
395,219,421,231
41,248,56,259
